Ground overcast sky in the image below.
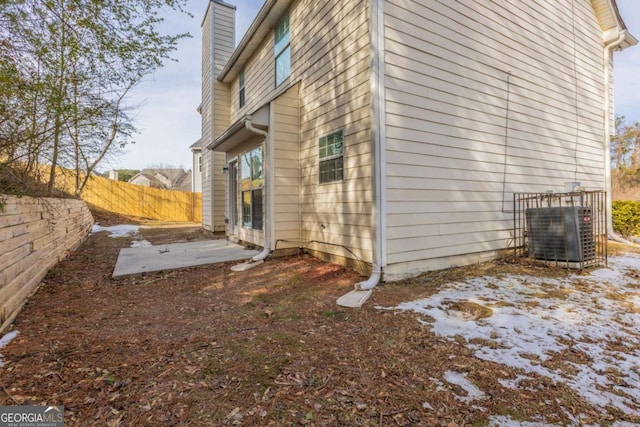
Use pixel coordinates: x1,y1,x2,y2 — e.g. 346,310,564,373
613,0,640,125
107,0,263,172
108,0,640,172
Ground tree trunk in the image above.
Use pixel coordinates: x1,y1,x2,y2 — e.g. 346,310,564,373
47,2,66,195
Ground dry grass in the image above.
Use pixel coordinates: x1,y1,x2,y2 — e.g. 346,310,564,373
441,301,494,321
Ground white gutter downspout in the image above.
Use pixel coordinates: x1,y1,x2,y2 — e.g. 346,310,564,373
358,0,386,290
246,116,272,262
603,31,636,245
337,0,386,306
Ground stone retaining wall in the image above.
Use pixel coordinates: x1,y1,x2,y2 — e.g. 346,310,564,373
0,195,93,332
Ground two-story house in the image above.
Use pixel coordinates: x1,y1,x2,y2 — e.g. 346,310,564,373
199,0,636,303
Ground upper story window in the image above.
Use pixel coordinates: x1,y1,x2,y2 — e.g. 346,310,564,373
319,129,344,183
274,12,290,87
239,67,246,108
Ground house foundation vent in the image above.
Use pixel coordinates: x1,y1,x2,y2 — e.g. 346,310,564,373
513,191,606,268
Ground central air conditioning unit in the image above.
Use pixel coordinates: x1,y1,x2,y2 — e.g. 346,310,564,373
525,206,595,262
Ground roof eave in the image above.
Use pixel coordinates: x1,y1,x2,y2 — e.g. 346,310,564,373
207,106,270,152
206,119,247,151
621,30,639,49
217,0,292,84
610,0,627,31
596,0,637,49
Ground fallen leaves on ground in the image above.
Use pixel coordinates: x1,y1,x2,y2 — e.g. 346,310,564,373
1,224,638,426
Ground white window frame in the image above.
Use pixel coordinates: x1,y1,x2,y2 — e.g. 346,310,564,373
274,11,290,87
319,129,344,184
240,146,264,230
239,67,246,108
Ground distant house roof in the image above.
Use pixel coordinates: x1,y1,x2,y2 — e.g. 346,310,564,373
174,170,193,192
128,168,191,191
128,172,162,188
189,139,202,152
144,168,184,185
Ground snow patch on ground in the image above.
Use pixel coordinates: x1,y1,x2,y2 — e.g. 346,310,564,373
497,374,534,391
91,224,143,238
130,239,152,248
0,331,19,367
488,417,640,427
443,370,485,402
381,255,640,416
91,224,152,248
488,416,556,426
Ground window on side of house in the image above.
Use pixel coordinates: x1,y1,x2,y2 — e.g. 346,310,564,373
239,67,246,108
274,11,290,87
319,129,344,183
241,146,264,229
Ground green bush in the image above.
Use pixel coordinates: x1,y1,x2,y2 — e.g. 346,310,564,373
612,200,640,237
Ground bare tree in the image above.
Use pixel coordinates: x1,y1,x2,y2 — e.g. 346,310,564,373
611,115,640,189
0,0,189,195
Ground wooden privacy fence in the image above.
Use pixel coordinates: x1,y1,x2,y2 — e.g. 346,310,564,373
58,173,202,222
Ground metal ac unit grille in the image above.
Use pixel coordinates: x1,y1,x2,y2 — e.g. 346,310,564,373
526,207,594,262
513,191,606,268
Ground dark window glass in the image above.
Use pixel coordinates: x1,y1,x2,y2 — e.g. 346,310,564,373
240,146,264,229
239,68,246,108
241,151,252,191
274,13,289,53
242,191,251,228
252,189,263,230
319,130,344,183
274,13,290,86
275,46,291,86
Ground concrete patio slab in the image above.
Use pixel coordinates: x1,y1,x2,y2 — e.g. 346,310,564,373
113,239,260,278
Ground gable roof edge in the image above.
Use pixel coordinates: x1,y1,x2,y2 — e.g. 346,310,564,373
217,0,292,83
594,0,637,48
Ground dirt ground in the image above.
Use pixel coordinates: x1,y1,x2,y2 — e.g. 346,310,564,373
1,214,639,426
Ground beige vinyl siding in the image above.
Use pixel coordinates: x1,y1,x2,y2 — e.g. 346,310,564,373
210,151,226,230
191,151,202,193
229,0,370,121
297,0,372,264
224,0,372,263
230,38,273,120
272,84,301,249
201,2,234,231
211,3,234,231
201,7,214,230
384,0,606,265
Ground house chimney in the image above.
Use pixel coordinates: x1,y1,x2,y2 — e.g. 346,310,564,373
200,0,235,232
